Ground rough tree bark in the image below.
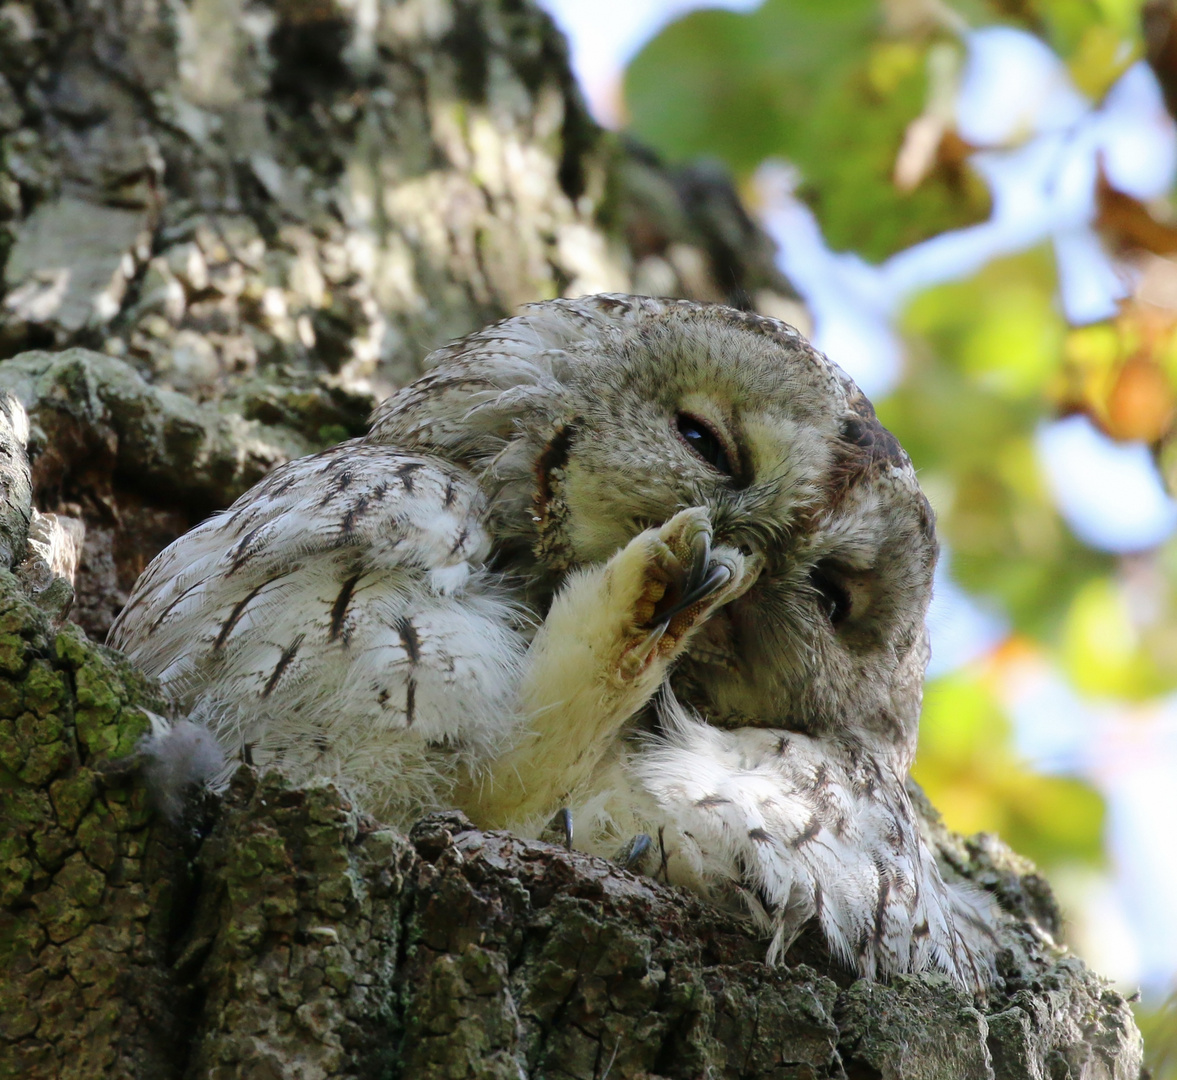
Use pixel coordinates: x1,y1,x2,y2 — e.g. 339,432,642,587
0,0,1145,1077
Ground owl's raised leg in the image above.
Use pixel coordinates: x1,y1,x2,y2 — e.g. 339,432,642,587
454,507,749,831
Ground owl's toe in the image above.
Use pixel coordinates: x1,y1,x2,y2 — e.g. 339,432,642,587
648,507,724,629
614,832,654,872
654,561,732,627
614,508,749,680
539,806,574,850
652,543,745,648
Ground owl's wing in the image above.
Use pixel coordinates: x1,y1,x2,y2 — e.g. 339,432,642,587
109,440,527,817
629,699,997,992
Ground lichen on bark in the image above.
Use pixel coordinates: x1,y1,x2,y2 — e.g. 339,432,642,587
0,575,195,1078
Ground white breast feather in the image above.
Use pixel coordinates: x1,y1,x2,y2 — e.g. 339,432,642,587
586,696,995,989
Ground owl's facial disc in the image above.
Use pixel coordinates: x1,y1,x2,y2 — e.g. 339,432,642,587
671,404,936,741
514,306,935,746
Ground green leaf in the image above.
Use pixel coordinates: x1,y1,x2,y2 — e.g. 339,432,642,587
880,250,1110,640
624,0,989,260
624,0,878,172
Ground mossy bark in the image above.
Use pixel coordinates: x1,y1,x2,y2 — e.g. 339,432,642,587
0,580,194,1077
0,0,1147,1077
0,634,1145,1079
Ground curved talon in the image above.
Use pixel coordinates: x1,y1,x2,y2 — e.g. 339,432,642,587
541,807,575,850
685,526,711,596
656,562,732,626
634,621,668,659
615,832,653,870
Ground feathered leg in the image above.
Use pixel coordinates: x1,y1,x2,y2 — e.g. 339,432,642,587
455,507,750,830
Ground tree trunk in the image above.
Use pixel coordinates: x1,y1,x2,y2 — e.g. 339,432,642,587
0,0,1144,1076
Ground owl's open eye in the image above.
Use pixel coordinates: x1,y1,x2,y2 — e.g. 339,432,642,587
676,413,734,477
809,564,853,627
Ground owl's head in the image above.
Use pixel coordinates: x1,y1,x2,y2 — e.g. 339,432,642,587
371,296,937,759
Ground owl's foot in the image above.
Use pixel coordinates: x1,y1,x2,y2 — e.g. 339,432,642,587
614,828,670,880
615,832,654,870
539,807,575,850
489,511,745,828
616,507,745,680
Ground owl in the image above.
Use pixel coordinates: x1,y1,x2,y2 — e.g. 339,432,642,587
109,295,997,991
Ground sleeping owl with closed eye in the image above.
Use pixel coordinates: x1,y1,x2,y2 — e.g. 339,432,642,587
109,294,998,991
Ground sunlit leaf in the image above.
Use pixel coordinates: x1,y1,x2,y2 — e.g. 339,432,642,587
1031,0,1145,58
957,283,1063,399
1063,550,1177,698
878,249,1112,635
624,0,877,172
624,0,989,260
1066,23,1139,97
1058,309,1177,443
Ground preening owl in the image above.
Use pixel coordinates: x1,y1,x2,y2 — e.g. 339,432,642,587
109,295,997,991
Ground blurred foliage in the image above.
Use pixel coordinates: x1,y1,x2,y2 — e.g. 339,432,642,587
1138,990,1177,1080
887,252,1111,640
1059,306,1177,444
911,668,1105,866
626,0,991,260
624,0,1177,1020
